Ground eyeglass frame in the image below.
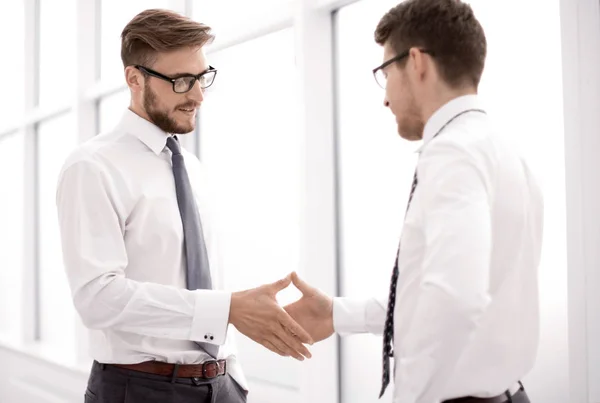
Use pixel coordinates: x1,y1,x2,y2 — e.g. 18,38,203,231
134,65,218,93
372,48,434,88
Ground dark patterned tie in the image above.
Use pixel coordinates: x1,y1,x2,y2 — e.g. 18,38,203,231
379,170,418,398
166,136,218,358
379,108,486,398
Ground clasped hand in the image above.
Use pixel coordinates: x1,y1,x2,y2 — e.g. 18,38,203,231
228,272,334,361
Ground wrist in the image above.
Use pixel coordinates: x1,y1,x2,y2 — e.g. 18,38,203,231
229,291,240,325
327,298,334,333
229,290,247,326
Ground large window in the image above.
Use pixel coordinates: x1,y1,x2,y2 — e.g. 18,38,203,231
199,28,301,391
193,0,293,46
98,89,130,133
0,133,25,340
335,0,567,402
37,113,79,360
0,1,586,402
335,1,413,402
39,0,76,108
100,0,168,83
0,1,25,131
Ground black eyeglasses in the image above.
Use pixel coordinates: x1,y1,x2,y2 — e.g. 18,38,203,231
134,65,218,93
372,48,433,88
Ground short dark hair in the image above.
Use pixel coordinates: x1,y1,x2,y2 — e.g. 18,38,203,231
375,0,487,88
121,9,214,68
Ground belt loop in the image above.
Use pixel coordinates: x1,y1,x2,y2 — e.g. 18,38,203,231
171,364,180,384
504,389,513,403
518,381,524,391
101,363,106,371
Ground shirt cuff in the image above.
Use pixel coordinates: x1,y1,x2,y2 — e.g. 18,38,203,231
333,297,369,335
190,290,232,345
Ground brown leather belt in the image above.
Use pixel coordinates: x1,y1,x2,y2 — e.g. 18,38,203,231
111,360,227,379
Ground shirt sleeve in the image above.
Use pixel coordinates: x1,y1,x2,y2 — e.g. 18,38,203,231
393,139,492,403
332,296,388,335
56,158,230,345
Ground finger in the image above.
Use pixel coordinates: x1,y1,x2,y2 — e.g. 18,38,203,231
291,271,313,295
263,340,288,357
279,309,314,345
274,326,311,360
268,273,292,293
271,334,305,361
271,329,307,361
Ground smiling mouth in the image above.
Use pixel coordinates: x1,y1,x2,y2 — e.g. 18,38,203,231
177,107,197,114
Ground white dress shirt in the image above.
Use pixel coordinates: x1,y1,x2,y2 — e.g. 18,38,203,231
56,109,247,390
333,95,543,403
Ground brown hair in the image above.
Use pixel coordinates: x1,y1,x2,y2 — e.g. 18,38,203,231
375,0,487,88
121,9,214,68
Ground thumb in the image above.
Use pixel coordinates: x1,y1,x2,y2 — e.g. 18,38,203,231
269,273,292,293
291,271,313,295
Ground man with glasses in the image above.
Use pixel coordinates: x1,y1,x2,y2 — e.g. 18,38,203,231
56,9,312,403
285,0,542,402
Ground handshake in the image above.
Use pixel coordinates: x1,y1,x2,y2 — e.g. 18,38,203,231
227,272,332,360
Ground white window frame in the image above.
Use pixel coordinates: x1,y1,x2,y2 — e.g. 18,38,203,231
560,0,600,402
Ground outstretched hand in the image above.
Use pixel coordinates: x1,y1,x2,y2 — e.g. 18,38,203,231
229,274,314,360
284,272,334,344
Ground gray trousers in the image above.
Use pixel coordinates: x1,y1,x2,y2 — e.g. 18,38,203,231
84,361,247,403
510,390,531,403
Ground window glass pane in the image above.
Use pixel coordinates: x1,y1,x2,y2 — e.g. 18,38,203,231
100,0,169,83
98,90,130,133
0,1,25,131
193,0,293,46
199,29,300,390
336,0,566,402
38,113,78,360
335,1,413,402
0,133,24,339
39,0,76,108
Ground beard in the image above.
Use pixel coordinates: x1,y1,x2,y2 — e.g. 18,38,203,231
143,83,195,134
397,112,424,141
396,84,424,141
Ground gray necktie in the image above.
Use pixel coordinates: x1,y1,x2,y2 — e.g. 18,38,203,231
166,136,218,359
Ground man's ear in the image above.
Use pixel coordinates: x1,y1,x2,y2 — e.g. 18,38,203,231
408,47,426,79
125,66,143,93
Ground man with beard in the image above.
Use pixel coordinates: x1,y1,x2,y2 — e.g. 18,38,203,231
284,0,543,402
56,9,312,403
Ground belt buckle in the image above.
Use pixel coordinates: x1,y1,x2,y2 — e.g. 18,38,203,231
202,360,220,379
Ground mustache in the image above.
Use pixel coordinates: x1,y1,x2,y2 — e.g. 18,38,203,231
175,103,200,110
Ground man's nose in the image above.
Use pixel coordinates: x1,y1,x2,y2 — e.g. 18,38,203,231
187,80,204,103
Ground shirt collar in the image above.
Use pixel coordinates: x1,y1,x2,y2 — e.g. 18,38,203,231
116,108,171,155
417,94,483,153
